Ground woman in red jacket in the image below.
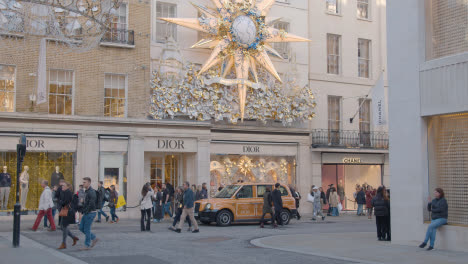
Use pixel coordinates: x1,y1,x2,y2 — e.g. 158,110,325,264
366,186,376,219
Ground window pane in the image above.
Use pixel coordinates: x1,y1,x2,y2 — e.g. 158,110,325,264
65,96,72,115
49,95,56,114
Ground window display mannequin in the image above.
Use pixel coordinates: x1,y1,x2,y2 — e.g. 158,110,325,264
0,166,12,210
51,166,64,188
20,166,30,209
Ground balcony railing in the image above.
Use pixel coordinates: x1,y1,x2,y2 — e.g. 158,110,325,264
101,28,134,45
311,129,389,150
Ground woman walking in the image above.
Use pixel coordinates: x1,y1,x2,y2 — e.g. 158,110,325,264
312,187,325,221
372,186,390,241
259,187,274,228
419,188,448,251
169,187,192,231
57,182,79,249
153,186,163,223
329,187,340,216
108,185,119,223
366,186,375,219
140,183,154,231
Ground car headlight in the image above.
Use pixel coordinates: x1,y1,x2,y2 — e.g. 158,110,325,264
205,203,212,210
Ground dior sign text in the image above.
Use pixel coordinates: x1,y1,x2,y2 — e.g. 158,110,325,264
243,146,260,153
158,140,185,150
26,139,45,149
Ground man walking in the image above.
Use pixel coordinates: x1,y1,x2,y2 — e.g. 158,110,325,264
175,181,199,233
79,177,99,250
312,186,326,221
289,185,301,220
96,181,109,223
31,180,56,231
356,187,366,216
200,183,208,200
260,187,274,228
162,183,173,218
271,183,283,227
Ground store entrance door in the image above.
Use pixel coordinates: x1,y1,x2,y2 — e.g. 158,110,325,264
150,155,181,189
322,164,382,211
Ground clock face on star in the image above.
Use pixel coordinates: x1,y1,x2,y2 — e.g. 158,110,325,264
231,15,257,47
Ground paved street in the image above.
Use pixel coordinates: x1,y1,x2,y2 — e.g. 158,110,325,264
1,214,467,264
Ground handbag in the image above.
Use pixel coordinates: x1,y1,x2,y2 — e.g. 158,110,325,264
337,202,343,211
307,193,315,203
59,205,69,217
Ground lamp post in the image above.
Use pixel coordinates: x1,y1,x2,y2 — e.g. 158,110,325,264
13,134,26,248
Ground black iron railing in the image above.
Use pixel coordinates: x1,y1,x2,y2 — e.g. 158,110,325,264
311,129,389,149
101,28,134,45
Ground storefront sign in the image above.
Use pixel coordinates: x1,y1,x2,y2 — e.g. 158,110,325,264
144,137,197,153
0,136,77,152
211,142,297,156
242,146,260,153
158,139,185,150
26,139,45,149
322,153,384,164
342,157,361,164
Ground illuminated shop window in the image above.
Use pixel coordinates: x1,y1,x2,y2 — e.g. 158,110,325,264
0,65,15,112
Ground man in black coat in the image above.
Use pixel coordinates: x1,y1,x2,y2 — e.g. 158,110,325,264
326,184,333,216
271,183,283,227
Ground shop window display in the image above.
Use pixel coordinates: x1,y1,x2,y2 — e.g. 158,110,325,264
99,152,127,203
322,164,381,210
0,152,74,212
210,155,296,197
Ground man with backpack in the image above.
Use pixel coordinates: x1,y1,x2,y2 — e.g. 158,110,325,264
96,181,109,223
79,177,99,250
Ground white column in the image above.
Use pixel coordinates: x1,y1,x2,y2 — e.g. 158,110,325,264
76,134,99,188
196,138,210,188
297,143,314,214
127,136,145,218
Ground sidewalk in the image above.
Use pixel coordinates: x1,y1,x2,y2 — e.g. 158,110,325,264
251,231,468,264
0,232,87,264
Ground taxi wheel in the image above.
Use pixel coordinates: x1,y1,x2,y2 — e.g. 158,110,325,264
216,210,232,227
280,209,291,225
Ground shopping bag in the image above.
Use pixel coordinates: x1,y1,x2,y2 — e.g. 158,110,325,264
307,193,315,203
337,202,343,211
116,195,126,208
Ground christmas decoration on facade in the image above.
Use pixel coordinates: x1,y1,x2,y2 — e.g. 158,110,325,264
159,0,311,120
0,0,122,51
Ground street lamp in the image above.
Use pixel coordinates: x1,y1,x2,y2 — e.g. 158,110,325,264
13,134,26,248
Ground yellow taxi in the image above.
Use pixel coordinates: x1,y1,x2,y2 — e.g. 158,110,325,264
194,182,297,226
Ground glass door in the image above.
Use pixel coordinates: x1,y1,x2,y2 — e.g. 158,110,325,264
150,155,181,189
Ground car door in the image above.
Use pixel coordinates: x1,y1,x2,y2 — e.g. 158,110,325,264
234,185,256,220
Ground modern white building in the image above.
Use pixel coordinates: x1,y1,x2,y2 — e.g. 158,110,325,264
387,0,468,252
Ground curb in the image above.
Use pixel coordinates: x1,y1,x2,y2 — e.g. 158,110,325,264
250,235,384,264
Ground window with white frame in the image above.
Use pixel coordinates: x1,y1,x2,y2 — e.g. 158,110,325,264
357,0,369,19
327,34,341,75
358,38,371,78
359,98,371,146
326,0,339,14
328,96,341,144
107,3,128,42
0,65,15,112
49,69,73,115
272,21,290,58
104,73,126,117
156,2,177,43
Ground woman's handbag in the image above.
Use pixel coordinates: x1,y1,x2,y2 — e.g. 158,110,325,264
59,205,69,217
307,193,315,203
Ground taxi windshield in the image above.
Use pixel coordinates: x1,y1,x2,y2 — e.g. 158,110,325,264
214,185,241,198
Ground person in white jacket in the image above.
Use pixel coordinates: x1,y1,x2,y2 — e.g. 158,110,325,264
140,183,154,232
31,180,56,231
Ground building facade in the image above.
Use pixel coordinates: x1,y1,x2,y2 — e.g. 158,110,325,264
0,0,388,217
387,0,468,252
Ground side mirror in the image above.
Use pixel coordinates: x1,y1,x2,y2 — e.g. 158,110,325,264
235,193,241,199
